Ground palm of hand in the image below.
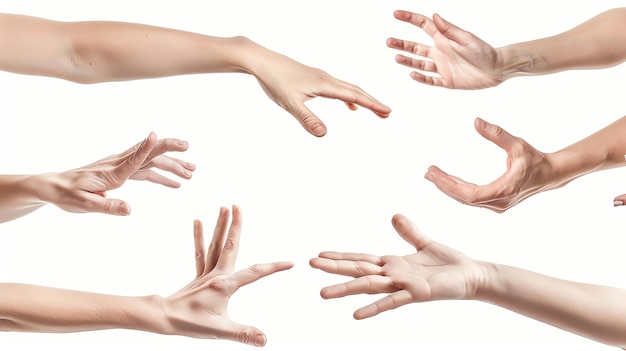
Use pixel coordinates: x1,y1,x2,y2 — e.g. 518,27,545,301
385,244,478,302
429,31,502,89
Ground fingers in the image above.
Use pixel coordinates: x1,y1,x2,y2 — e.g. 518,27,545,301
128,169,183,188
474,117,516,152
214,205,243,272
232,261,294,287
142,155,195,180
320,275,395,299
193,220,206,278
145,138,190,161
391,214,432,251
309,255,383,278
111,132,158,186
205,207,230,275
353,290,414,320
318,78,391,119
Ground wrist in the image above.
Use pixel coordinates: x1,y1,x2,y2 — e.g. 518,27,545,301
497,44,544,81
472,260,500,301
223,36,269,76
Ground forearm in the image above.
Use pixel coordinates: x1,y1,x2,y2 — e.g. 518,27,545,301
543,115,626,189
498,8,626,80
0,283,166,334
0,13,267,83
0,175,48,223
477,262,626,347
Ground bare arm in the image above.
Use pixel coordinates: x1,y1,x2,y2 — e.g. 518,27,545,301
388,8,626,89
0,133,194,223
478,263,626,347
423,115,626,212
0,206,293,346
0,13,391,137
311,214,626,348
500,8,626,79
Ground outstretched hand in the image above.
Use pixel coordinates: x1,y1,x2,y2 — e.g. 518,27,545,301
387,10,503,89
310,214,483,319
424,118,554,213
43,132,195,215
163,206,293,346
252,48,391,137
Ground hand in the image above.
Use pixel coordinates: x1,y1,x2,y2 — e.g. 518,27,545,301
387,10,503,89
310,214,484,319
424,118,554,213
251,46,391,137
163,205,293,346
41,132,195,215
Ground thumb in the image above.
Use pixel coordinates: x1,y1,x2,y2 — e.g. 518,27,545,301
294,104,327,137
432,13,474,46
91,196,131,216
226,323,267,347
391,214,432,251
614,193,626,207
473,117,516,152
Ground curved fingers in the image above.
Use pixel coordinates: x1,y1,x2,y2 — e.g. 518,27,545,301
387,37,432,58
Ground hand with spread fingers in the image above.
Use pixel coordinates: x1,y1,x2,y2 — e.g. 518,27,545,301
0,132,195,222
387,10,502,89
310,214,626,347
310,213,483,320
387,8,626,90
0,205,293,346
163,205,294,345
423,116,626,212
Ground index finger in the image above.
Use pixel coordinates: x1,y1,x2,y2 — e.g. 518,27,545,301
393,10,439,38
214,205,242,272
425,165,508,206
112,132,157,184
319,78,391,118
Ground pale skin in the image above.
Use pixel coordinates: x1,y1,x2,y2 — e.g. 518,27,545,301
422,116,626,212
0,205,293,347
310,214,626,348
0,13,391,137
386,8,626,211
0,132,195,223
386,8,626,89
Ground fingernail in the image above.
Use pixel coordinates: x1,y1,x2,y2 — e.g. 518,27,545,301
176,140,188,147
614,200,624,207
254,335,266,347
184,170,192,177
119,203,130,215
424,173,433,182
476,118,487,130
312,123,326,137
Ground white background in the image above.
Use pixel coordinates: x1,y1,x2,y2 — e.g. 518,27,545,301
1,1,626,350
